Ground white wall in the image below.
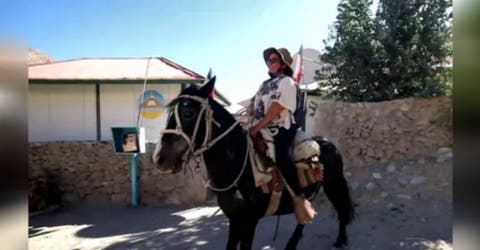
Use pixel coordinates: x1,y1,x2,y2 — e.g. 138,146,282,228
305,95,323,137
100,84,181,142
29,84,97,142
29,83,181,142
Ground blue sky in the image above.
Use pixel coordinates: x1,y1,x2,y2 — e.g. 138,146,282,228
1,0,346,103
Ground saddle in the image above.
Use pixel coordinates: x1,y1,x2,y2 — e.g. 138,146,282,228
250,128,323,190
249,128,323,220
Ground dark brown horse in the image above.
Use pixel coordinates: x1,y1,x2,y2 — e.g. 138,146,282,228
153,76,354,249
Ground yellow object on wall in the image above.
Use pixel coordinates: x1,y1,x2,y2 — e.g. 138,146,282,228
139,90,165,119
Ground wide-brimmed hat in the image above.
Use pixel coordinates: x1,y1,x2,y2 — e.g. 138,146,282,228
263,47,294,77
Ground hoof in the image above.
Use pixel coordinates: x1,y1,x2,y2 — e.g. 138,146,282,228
332,241,348,249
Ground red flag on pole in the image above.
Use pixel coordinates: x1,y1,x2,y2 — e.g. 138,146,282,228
293,44,304,84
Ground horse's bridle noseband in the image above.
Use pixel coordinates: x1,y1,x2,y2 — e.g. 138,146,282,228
160,95,249,192
161,95,238,156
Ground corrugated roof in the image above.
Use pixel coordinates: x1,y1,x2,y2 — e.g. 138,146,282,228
28,57,204,81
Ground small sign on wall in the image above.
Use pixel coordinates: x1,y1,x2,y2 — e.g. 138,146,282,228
111,127,146,154
138,90,165,119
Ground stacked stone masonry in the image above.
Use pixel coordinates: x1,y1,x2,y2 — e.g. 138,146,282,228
29,96,452,207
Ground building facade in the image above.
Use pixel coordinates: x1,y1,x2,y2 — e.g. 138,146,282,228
28,57,230,142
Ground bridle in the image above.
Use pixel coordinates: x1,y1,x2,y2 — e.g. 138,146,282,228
160,94,249,192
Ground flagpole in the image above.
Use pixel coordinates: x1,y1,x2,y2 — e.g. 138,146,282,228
293,43,304,85
292,43,307,131
300,43,306,131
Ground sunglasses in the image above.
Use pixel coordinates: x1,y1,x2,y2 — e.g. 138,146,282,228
267,57,280,65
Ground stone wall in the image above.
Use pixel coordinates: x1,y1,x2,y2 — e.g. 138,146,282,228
307,96,452,167
29,96,452,207
29,142,208,207
343,147,452,210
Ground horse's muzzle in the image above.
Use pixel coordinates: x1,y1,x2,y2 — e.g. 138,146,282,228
154,153,183,175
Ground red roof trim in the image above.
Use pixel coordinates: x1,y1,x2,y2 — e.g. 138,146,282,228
158,57,204,79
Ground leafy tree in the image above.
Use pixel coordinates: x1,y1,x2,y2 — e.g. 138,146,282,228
318,0,452,102
319,0,379,102
374,0,452,98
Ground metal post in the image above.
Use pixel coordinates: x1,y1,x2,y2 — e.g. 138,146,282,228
130,153,138,207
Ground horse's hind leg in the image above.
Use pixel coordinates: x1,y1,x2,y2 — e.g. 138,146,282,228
285,224,305,250
324,171,352,248
320,139,355,248
333,221,347,248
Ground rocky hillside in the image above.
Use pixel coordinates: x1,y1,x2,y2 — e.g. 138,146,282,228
28,48,54,65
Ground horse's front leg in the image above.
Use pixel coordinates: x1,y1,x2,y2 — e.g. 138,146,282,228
239,218,259,250
226,218,241,250
285,224,305,250
227,217,259,250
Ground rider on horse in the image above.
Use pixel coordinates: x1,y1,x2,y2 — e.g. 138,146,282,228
248,47,315,224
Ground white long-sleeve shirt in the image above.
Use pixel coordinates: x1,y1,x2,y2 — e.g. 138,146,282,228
250,75,297,129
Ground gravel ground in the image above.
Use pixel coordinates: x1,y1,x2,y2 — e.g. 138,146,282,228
29,154,452,250
29,198,451,250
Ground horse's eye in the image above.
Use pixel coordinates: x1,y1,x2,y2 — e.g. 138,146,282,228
181,101,189,107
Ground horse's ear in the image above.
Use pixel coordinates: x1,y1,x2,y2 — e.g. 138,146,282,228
199,75,216,98
206,68,213,80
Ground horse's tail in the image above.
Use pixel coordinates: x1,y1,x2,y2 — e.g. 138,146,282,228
314,137,355,225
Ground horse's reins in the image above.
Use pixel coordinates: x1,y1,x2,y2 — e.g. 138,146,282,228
161,94,249,192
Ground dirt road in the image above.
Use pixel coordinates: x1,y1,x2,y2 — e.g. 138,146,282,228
29,198,451,250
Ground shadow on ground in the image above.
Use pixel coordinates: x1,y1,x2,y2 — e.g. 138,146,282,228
29,204,234,249
29,170,452,250
103,210,229,249
28,202,341,249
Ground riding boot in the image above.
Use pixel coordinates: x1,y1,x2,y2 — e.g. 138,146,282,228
273,126,316,224
288,174,315,224
293,194,316,225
